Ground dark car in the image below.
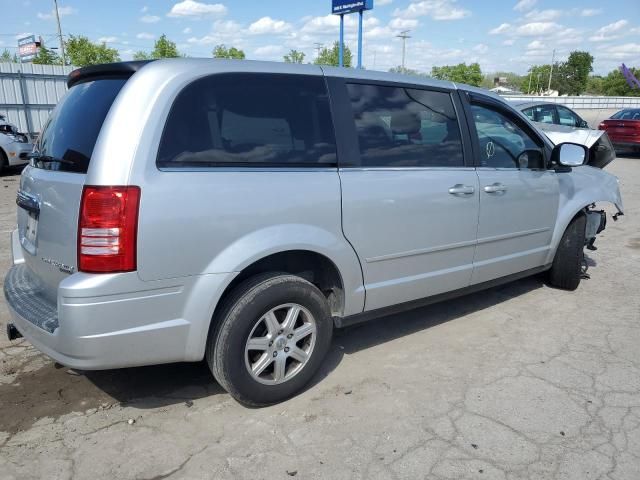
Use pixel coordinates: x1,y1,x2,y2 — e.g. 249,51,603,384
598,108,640,153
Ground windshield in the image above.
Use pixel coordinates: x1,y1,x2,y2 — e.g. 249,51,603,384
34,78,127,173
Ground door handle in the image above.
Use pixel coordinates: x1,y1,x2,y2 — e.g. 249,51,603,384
448,184,475,195
483,183,507,193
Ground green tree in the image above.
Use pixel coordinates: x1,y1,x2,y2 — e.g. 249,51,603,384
0,49,19,63
212,44,245,59
132,51,151,60
430,62,482,87
32,45,60,65
599,67,640,96
388,66,421,76
481,72,524,90
314,41,352,67
520,64,557,93
283,49,305,63
586,75,605,95
151,34,179,58
65,35,120,66
555,51,594,95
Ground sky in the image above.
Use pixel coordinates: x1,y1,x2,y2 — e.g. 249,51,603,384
1,0,639,75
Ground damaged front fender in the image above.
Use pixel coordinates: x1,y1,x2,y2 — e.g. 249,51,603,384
546,166,623,264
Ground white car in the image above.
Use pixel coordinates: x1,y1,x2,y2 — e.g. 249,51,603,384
0,115,33,173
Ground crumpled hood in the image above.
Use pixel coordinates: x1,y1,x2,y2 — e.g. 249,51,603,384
533,122,604,148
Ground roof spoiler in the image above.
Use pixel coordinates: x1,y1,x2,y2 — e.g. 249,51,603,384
67,60,155,88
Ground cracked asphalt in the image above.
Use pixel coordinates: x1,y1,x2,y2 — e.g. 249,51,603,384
1,157,639,480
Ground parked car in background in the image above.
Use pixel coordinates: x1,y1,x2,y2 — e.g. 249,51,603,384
0,115,33,174
509,101,616,169
514,101,590,128
4,60,624,406
598,109,640,153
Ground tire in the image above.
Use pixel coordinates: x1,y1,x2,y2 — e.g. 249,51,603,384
547,214,586,290
207,272,333,406
0,149,7,176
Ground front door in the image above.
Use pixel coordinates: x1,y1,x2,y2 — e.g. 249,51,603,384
468,101,559,285
335,81,480,311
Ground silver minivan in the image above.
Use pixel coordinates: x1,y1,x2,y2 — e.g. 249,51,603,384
4,60,624,405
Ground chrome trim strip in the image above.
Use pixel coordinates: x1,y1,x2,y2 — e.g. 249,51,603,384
158,167,338,173
339,167,476,172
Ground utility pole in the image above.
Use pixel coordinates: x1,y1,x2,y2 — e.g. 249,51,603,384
53,0,65,66
314,43,323,61
547,48,556,93
527,69,533,94
396,30,411,72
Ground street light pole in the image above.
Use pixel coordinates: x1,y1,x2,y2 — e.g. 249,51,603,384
53,0,65,66
396,30,411,72
547,48,556,92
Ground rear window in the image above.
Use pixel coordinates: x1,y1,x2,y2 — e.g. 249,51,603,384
611,109,640,120
157,73,337,168
34,79,127,173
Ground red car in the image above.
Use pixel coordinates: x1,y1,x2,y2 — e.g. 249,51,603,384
598,108,640,153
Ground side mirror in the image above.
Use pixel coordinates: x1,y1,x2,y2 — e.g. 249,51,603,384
552,142,588,169
579,119,589,128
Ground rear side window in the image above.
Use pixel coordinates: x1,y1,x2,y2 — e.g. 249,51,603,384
524,105,555,124
35,79,127,173
346,83,464,168
157,74,337,168
557,106,579,127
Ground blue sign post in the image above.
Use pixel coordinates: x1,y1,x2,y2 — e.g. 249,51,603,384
331,0,373,68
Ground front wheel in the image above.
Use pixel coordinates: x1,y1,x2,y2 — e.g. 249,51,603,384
207,273,333,406
547,214,586,290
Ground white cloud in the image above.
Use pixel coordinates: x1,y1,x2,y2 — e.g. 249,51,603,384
182,27,192,34
167,0,227,18
472,43,488,54
14,32,32,40
37,5,77,20
187,19,244,46
393,0,470,21
377,0,393,4
523,9,563,22
581,8,602,17
589,20,629,42
503,39,515,46
489,23,511,35
388,17,419,30
253,45,284,57
98,36,118,43
140,15,160,23
136,32,156,40
514,22,559,36
513,0,536,12
595,42,640,60
527,40,545,50
248,17,292,35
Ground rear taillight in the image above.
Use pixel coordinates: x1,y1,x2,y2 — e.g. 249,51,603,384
598,123,606,130
78,186,141,273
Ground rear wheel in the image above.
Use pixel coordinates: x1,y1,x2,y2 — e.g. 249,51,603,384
547,214,586,290
207,273,333,406
0,149,7,176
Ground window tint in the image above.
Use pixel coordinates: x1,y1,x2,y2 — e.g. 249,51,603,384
157,74,336,167
557,106,579,127
346,83,464,167
526,104,555,124
611,109,640,120
471,104,544,169
35,79,127,173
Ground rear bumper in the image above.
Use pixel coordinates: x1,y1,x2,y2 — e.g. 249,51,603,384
4,231,234,369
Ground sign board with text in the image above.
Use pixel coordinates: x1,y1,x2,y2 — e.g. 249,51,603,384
18,35,40,62
332,0,373,15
